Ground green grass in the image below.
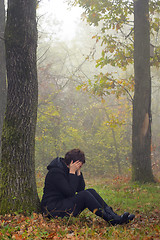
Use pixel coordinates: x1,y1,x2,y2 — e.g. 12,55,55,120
90,178,160,214
0,176,160,239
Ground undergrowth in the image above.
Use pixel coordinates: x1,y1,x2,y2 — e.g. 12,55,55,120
0,176,159,239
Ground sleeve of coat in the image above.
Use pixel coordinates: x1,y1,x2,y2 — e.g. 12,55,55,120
50,170,80,197
77,172,85,192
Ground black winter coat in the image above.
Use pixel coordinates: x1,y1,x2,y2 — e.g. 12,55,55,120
41,157,85,217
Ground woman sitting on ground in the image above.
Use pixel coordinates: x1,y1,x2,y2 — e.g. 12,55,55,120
41,149,135,225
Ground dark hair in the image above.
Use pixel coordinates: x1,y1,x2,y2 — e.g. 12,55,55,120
64,149,85,165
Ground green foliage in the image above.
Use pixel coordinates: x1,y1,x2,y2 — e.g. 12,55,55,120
36,16,159,178
69,0,160,98
79,72,134,99
36,63,132,176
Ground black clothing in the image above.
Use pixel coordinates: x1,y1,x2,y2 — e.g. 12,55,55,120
41,157,133,225
69,189,110,217
67,189,129,225
41,157,85,217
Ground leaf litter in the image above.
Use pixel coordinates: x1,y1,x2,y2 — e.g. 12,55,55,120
0,177,159,239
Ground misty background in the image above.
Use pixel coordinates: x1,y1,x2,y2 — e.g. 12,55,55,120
36,0,160,178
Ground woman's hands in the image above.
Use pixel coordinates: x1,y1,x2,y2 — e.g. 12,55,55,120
69,160,83,175
76,165,82,176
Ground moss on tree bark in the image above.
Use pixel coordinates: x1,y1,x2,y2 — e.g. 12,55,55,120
0,0,40,213
0,0,6,159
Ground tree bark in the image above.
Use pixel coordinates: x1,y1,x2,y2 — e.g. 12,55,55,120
132,0,154,182
0,0,40,213
0,0,6,160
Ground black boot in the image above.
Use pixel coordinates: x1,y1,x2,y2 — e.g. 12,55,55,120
110,206,135,224
108,206,131,225
126,214,135,223
103,206,129,226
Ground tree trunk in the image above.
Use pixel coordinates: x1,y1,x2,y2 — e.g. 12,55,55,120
105,111,121,174
0,0,40,213
132,0,154,182
0,0,6,160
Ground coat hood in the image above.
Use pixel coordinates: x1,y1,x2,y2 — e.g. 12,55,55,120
47,157,67,171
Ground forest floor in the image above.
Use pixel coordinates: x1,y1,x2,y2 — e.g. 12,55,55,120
0,175,160,239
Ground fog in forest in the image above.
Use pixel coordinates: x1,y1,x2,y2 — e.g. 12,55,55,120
36,0,160,179
1,1,160,233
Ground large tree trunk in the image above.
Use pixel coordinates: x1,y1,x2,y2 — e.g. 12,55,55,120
0,0,6,159
132,0,154,182
0,0,40,213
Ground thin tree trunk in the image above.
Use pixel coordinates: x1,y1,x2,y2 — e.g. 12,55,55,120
0,0,40,213
111,128,121,175
105,111,121,174
0,0,6,159
132,0,154,182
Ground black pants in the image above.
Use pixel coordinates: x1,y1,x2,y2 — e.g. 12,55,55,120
43,189,108,218
44,188,134,225
71,188,109,218
46,188,110,219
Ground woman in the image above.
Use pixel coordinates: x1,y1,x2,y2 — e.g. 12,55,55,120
41,149,135,225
